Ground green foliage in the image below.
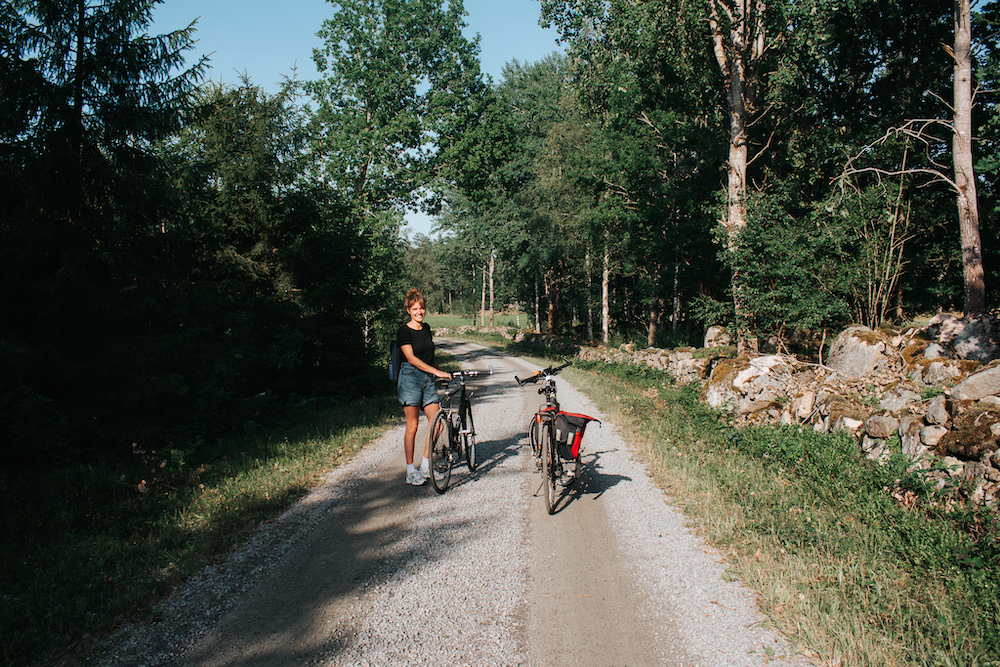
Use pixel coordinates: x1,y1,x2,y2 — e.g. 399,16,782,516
0,3,408,468
306,0,486,214
727,194,853,336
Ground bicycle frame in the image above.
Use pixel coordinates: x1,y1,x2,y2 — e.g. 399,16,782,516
428,368,489,493
516,360,575,514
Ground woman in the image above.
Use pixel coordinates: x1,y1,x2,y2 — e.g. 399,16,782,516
396,289,452,485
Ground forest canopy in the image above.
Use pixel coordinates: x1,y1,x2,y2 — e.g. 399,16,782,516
2,0,998,465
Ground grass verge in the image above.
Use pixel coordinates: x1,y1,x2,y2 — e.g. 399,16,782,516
0,390,401,666
472,334,1000,666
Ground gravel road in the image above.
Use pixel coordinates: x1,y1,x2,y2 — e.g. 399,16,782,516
91,340,806,667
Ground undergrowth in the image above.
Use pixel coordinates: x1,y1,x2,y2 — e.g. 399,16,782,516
0,390,399,666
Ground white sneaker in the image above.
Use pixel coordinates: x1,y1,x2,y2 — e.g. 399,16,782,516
419,467,430,480
406,469,426,486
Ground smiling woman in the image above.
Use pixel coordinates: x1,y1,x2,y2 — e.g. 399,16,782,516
396,289,453,485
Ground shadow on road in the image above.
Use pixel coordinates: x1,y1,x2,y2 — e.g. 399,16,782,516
543,450,632,514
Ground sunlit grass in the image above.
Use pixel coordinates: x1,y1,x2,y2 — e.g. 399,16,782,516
562,359,1000,667
457,330,1000,667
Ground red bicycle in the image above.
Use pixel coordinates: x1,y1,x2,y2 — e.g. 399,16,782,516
516,360,600,514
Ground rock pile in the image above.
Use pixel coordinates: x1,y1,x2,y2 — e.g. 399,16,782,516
440,315,1000,507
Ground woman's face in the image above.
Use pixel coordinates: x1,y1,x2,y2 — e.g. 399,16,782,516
407,301,426,322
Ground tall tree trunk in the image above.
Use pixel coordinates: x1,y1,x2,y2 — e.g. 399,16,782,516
69,0,87,225
602,230,610,345
480,263,486,327
648,296,660,347
489,250,495,326
708,0,764,355
545,270,559,335
953,0,986,317
672,260,680,334
586,245,594,342
534,274,541,332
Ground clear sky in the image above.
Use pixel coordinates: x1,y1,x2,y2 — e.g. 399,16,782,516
151,0,564,236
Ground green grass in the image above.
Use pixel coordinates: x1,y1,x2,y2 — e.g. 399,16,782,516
463,331,1000,666
6,332,999,667
0,390,401,666
577,363,1000,666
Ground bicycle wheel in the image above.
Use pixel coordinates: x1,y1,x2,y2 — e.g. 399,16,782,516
429,411,453,493
540,421,557,515
463,407,477,472
528,416,542,469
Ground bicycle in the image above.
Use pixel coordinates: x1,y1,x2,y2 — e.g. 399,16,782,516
515,360,600,514
428,367,492,493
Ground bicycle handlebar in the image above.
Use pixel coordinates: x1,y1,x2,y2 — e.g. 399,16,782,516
514,359,572,386
437,366,494,382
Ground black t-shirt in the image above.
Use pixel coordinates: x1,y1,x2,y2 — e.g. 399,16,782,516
396,322,435,367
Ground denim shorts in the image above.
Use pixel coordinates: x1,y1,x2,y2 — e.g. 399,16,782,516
397,362,440,408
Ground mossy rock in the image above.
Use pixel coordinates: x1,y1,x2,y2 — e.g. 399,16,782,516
936,406,1000,460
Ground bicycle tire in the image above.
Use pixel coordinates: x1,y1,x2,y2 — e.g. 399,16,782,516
528,416,542,465
464,407,477,472
541,421,557,514
429,411,452,493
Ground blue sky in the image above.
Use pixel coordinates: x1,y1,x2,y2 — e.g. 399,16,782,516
151,1,564,236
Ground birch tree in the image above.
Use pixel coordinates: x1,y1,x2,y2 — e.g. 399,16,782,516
707,0,768,353
952,0,986,316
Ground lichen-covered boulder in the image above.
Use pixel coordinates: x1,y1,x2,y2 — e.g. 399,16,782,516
922,361,962,385
879,385,921,412
704,326,732,349
866,414,899,439
826,326,890,378
925,395,950,425
701,355,793,412
949,365,1000,402
952,318,1000,362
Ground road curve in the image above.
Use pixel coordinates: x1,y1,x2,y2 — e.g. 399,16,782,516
92,340,804,667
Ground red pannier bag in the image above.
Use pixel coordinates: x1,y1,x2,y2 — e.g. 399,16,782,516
553,411,601,459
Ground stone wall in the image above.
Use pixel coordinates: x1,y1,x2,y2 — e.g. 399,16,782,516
441,315,1000,508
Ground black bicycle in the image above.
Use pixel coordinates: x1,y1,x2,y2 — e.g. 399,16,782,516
516,360,599,514
428,367,492,493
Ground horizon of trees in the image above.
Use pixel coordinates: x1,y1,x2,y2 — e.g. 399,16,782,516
410,0,998,354
3,0,998,467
